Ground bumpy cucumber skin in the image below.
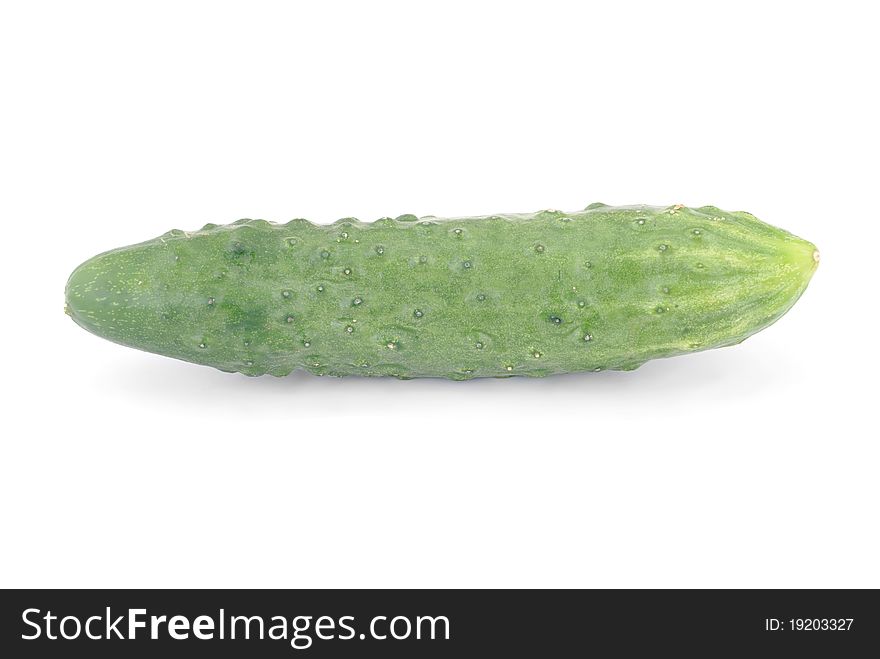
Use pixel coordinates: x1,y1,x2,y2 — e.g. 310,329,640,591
65,204,818,379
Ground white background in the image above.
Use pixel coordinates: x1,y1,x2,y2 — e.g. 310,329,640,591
1,1,877,588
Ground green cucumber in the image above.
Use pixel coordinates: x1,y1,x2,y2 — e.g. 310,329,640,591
64,204,818,379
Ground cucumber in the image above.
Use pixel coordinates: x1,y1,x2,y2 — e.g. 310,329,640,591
64,204,818,379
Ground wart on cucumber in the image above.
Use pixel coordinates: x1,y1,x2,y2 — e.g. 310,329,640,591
64,204,818,379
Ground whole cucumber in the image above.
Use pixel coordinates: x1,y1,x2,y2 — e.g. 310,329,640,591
65,204,818,378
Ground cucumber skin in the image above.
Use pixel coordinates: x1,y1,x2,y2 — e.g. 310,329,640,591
65,204,818,379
